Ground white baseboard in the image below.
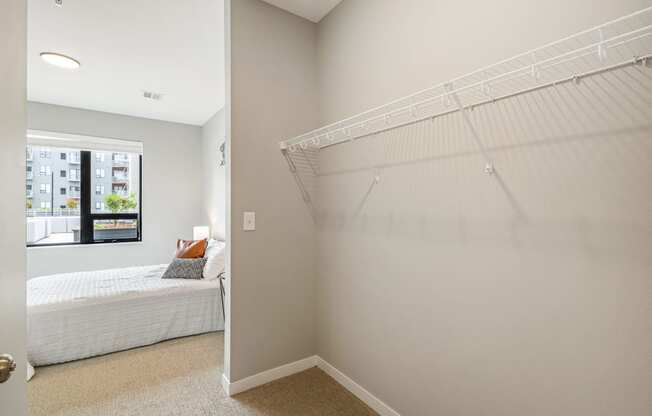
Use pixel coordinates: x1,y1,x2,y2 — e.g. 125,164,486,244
315,357,400,416
222,355,400,416
222,355,318,396
221,373,232,396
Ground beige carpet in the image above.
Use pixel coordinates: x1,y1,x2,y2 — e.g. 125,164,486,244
28,332,377,416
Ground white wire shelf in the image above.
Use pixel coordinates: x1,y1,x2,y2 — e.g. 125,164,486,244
279,6,652,153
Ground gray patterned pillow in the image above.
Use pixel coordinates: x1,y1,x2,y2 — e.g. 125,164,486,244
162,258,208,279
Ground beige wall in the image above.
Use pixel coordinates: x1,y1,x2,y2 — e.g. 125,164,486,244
0,0,27,413
228,0,319,382
315,1,652,415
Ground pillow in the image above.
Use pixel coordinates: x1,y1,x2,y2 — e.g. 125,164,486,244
203,240,226,280
175,239,208,259
162,258,208,279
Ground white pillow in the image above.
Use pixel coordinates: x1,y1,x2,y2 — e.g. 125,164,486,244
27,362,35,381
203,240,226,280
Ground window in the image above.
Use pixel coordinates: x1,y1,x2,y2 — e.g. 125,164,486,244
70,168,80,181
26,143,142,246
112,152,129,163
91,150,140,242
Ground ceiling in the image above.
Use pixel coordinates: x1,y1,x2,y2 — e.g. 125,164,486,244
261,0,342,22
28,0,225,126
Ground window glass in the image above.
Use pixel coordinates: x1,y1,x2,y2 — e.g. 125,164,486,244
91,151,140,214
94,219,138,241
26,145,82,246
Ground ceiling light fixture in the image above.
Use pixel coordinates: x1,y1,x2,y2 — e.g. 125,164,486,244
40,52,81,69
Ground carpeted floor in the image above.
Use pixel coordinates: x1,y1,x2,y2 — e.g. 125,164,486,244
28,332,377,416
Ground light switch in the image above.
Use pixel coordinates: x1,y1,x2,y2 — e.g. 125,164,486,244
243,211,256,231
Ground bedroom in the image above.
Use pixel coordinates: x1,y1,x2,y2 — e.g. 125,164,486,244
21,0,228,413
2,0,652,415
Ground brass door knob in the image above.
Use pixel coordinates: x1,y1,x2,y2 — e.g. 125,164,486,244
0,354,16,383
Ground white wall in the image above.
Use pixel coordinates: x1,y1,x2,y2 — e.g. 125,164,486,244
26,102,206,278
227,0,319,382
201,108,227,240
0,0,27,413
315,1,652,415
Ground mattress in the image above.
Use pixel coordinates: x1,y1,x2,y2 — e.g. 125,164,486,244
27,264,223,367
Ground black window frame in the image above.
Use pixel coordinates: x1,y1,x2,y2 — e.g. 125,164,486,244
27,150,143,247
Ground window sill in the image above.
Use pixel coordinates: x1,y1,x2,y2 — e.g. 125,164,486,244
27,241,144,250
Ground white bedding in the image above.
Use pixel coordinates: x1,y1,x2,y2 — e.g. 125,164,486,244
27,264,223,367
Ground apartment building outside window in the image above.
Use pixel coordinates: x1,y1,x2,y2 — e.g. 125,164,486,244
26,140,142,247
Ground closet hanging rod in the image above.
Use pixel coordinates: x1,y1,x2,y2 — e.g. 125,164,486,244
279,6,652,152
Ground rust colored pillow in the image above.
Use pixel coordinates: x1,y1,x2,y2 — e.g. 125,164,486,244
175,239,208,259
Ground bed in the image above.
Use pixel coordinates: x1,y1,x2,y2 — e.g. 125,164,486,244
27,264,223,367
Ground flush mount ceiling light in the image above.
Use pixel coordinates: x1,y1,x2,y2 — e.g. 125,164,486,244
40,52,81,69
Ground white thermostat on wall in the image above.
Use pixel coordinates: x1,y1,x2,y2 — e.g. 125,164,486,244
243,212,256,231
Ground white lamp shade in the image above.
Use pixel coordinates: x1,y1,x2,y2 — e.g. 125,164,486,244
193,226,210,241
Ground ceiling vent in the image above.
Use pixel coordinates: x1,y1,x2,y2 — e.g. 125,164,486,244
142,91,163,101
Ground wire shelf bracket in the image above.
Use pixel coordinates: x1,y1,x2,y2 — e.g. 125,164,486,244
446,83,496,175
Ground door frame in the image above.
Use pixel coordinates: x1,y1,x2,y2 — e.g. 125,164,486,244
0,0,28,414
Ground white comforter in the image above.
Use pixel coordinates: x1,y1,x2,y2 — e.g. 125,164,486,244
27,265,223,367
